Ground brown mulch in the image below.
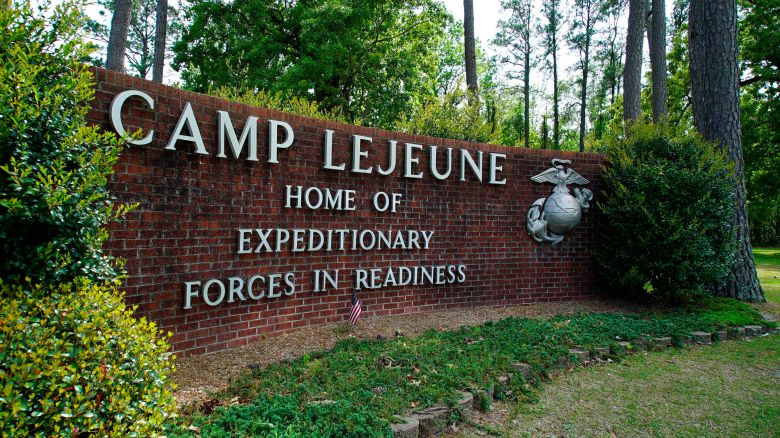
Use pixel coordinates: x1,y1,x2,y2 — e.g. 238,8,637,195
172,298,650,406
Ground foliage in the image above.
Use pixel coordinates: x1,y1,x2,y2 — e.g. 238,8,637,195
738,0,780,88
0,280,176,436
0,0,132,285
85,0,183,79
211,88,352,125
173,0,451,129
169,394,390,438
666,1,693,130
172,298,766,436
742,87,780,244
596,123,737,301
395,89,500,143
739,0,780,244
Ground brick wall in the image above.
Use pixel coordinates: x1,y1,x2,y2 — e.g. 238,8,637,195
88,68,607,356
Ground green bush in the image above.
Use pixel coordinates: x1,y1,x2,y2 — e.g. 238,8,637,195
596,123,736,301
395,90,499,143
0,3,177,436
0,0,132,285
0,280,177,436
212,87,354,125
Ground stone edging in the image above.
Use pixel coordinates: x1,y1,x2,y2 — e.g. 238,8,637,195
389,324,777,437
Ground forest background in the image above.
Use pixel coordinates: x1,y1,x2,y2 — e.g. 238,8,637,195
82,0,779,245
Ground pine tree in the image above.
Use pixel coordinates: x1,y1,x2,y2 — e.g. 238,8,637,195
623,0,645,122
689,0,765,301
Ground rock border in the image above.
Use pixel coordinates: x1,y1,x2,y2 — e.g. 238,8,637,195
388,324,776,437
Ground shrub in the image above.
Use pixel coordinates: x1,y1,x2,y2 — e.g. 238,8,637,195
0,0,132,285
212,87,354,125
0,280,177,436
596,123,736,301
0,3,177,436
395,90,499,143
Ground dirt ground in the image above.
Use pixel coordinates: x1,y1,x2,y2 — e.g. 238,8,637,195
172,299,650,406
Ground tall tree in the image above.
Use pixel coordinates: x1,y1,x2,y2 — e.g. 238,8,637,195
89,0,180,79
105,0,132,71
541,0,563,149
174,0,451,129
569,0,604,151
650,0,668,121
495,0,534,148
152,0,167,83
689,0,764,301
463,0,479,99
623,0,645,122
602,0,627,105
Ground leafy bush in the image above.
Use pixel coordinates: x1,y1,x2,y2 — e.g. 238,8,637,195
0,280,177,436
395,90,499,143
212,87,354,125
0,0,132,285
0,3,177,436
596,123,737,301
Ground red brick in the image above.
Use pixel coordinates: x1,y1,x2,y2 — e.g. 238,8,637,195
92,67,607,357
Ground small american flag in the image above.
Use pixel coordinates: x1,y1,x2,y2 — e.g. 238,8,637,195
349,290,362,326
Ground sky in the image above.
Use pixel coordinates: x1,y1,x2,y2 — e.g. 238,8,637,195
440,0,505,51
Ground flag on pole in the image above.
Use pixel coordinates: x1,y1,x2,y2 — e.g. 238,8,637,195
349,290,362,326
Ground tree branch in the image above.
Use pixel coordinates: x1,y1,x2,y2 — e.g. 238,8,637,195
739,76,765,87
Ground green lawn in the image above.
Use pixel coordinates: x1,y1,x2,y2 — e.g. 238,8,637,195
755,247,780,304
498,335,780,437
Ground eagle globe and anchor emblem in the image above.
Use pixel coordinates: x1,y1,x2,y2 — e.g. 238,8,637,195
526,158,593,245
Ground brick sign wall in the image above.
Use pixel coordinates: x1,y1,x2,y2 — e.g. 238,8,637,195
88,68,606,356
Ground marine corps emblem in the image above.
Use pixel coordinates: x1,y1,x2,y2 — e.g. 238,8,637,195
526,158,593,245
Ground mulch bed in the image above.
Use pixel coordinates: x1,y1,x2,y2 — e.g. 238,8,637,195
172,298,650,406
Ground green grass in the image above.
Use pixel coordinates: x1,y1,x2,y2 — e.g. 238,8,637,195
170,299,768,437
755,247,780,304
497,335,780,437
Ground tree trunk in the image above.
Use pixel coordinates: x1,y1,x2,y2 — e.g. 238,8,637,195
579,50,589,152
106,0,133,71
524,37,531,149
623,0,645,123
609,22,618,105
152,0,168,83
463,0,479,100
578,7,592,153
651,0,668,121
552,33,560,150
689,0,764,302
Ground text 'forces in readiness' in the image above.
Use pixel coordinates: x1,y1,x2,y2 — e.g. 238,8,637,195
183,184,466,309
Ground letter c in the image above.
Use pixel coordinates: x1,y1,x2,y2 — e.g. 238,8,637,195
109,89,155,145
